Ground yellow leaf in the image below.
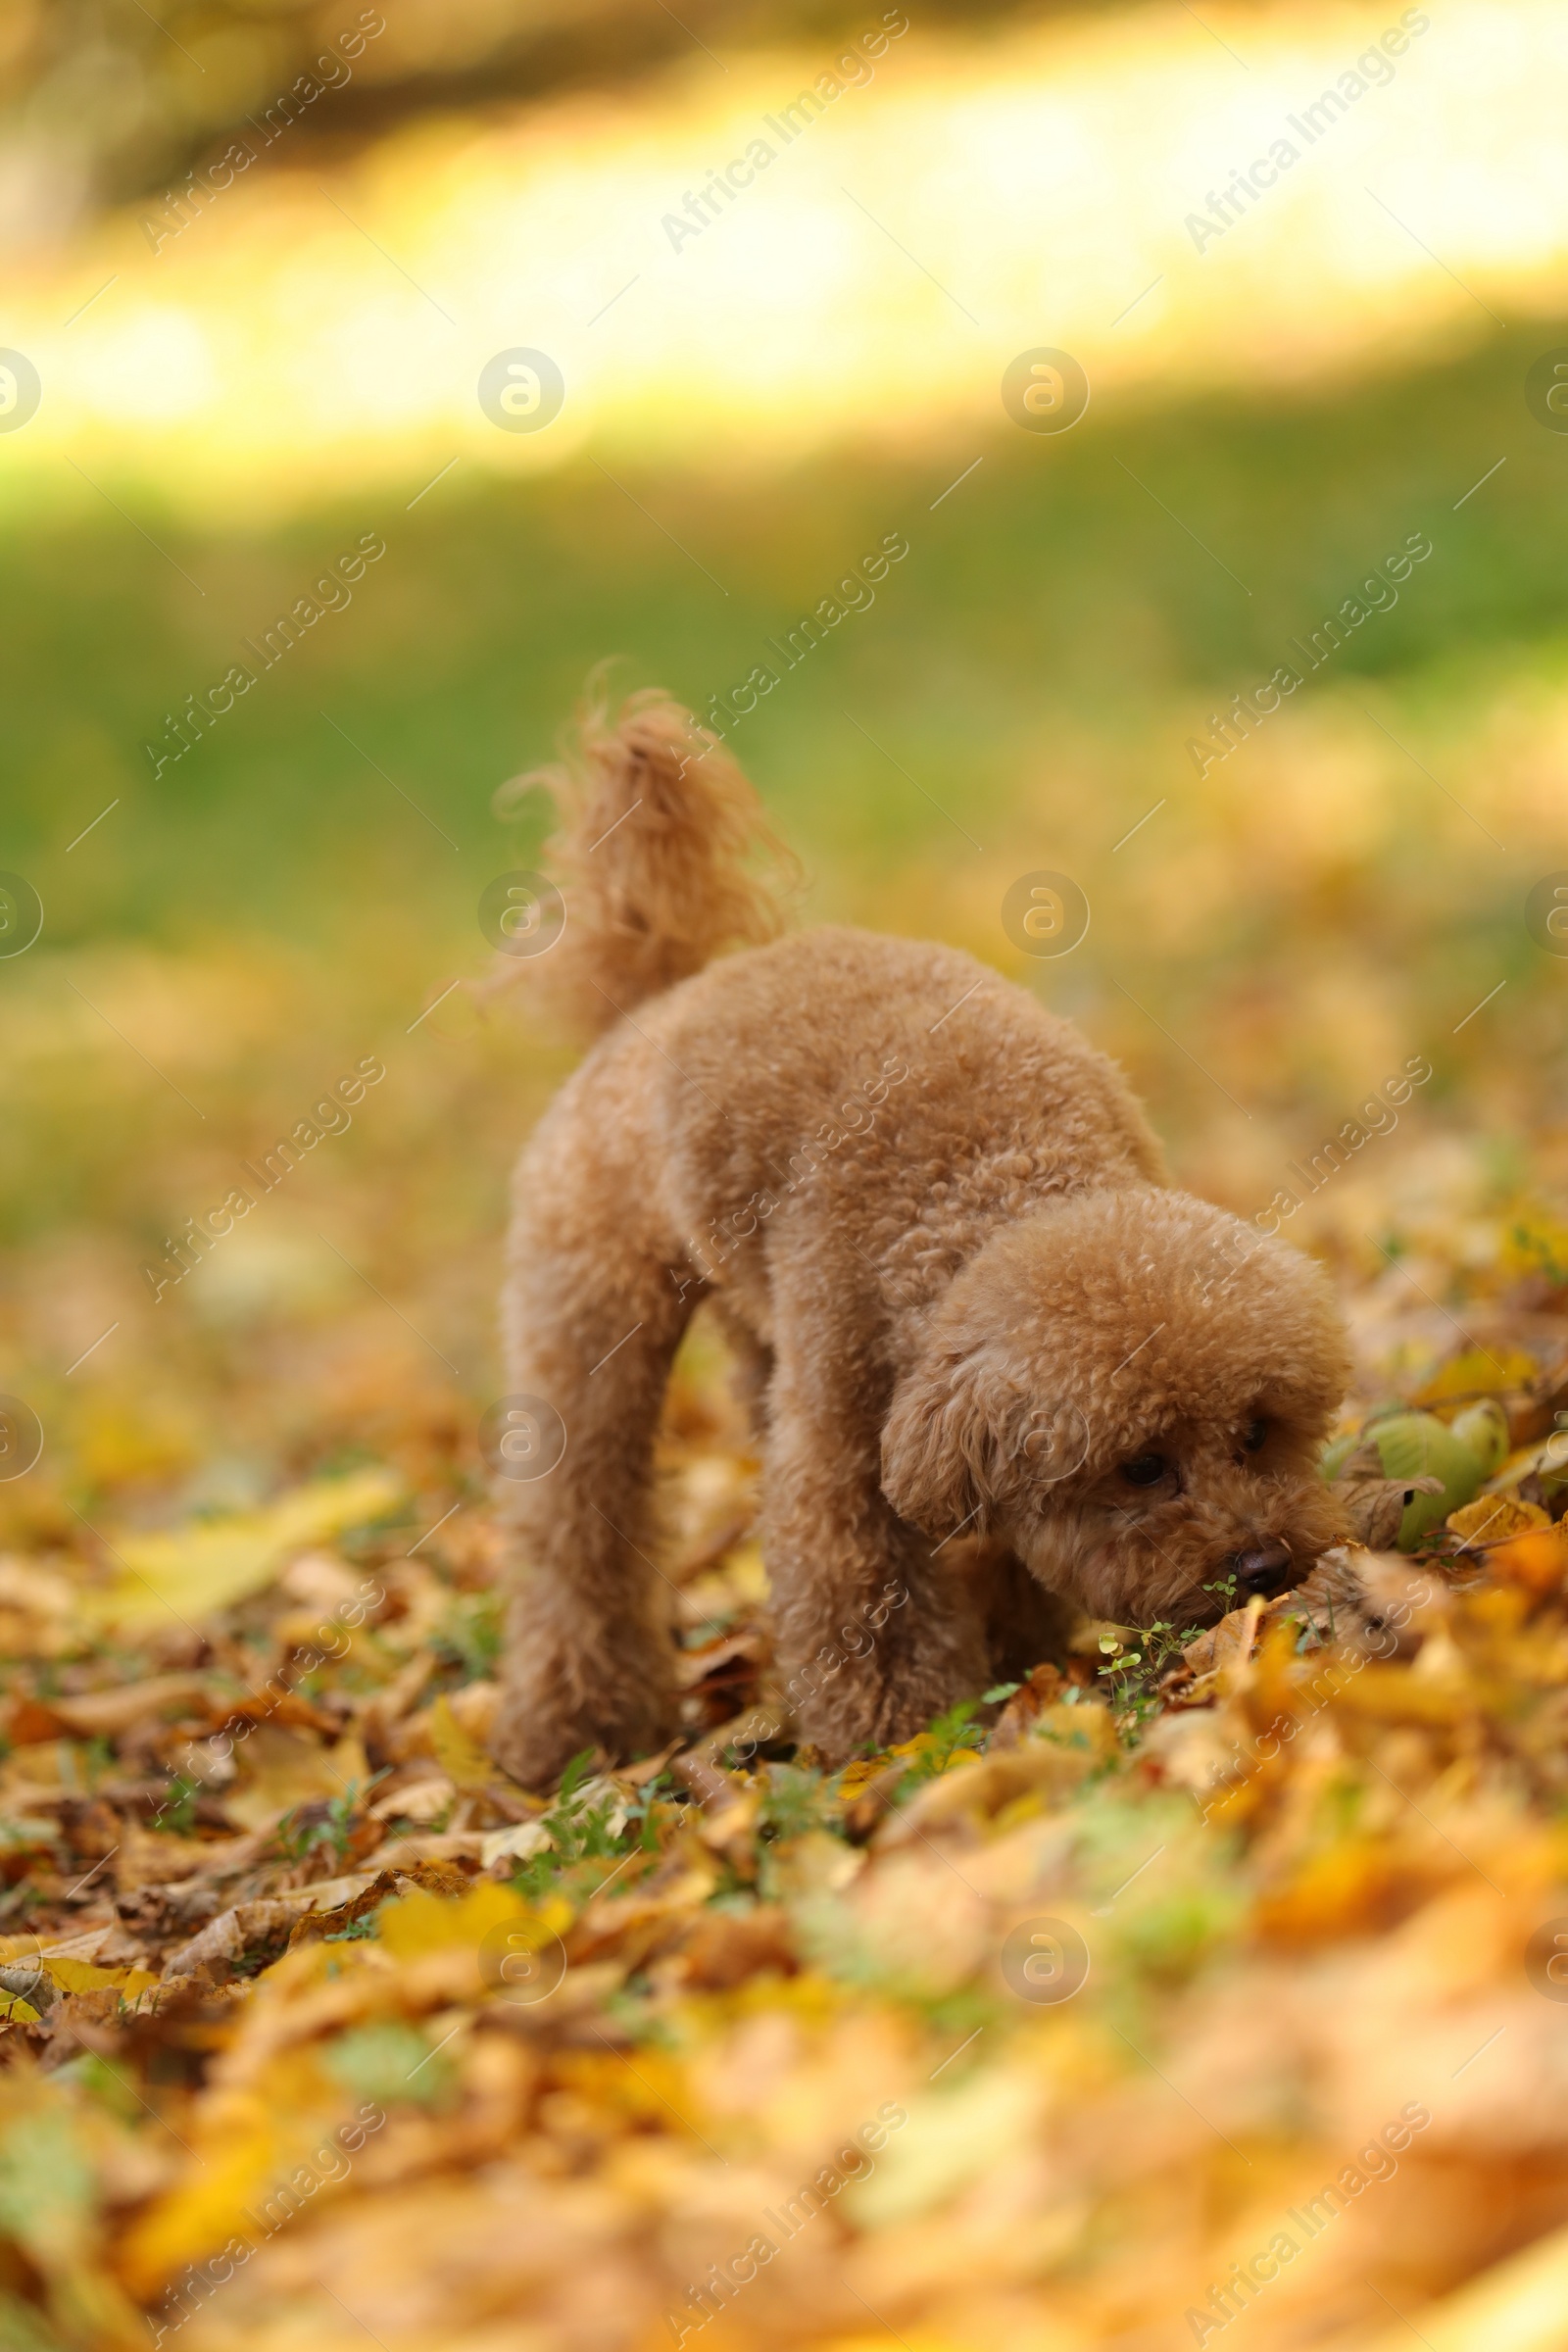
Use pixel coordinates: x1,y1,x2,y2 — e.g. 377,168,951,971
428,1693,494,1791
121,2084,330,2292
1446,1494,1550,1544
33,1955,162,2006
330,1734,370,1791
375,1882,573,1970
40,1956,129,1994
122,2139,277,2291
1417,1346,1539,1403
224,1724,351,1833
376,1879,532,1961
81,1468,404,1632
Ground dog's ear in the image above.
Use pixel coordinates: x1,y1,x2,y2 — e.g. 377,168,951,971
881,1347,1032,1536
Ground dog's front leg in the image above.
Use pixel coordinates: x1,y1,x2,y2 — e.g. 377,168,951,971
761,1350,989,1766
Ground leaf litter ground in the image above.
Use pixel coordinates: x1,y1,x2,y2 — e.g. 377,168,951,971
8,1202,1568,2351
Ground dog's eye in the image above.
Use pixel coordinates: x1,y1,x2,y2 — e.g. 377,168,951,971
1120,1452,1168,1488
1244,1418,1268,1452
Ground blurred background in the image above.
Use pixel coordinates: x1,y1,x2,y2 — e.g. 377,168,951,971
3,0,1568,1537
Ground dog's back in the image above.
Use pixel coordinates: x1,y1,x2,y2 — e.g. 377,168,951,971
634,924,1165,1320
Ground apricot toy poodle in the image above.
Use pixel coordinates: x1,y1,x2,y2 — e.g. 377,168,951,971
488,689,1350,1784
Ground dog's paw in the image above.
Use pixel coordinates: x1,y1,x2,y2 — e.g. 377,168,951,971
489,1680,678,1794
487,1696,597,1795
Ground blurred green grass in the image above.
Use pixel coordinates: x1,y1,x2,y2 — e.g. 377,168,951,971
0,330,1556,1028
3,321,1567,1507
9,324,1566,939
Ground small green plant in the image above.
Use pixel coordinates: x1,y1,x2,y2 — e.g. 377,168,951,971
1096,1615,1207,1740
623,1768,675,1852
508,1749,635,1900
910,1696,986,1779
430,1592,502,1683
1512,1218,1568,1288
154,1773,203,1837
757,1761,835,1845
323,1914,378,1942
277,1780,378,1866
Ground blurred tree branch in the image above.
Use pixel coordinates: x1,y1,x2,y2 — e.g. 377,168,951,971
0,0,1067,242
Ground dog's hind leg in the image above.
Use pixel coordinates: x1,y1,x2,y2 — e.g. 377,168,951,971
761,1305,990,1765
489,1152,696,1789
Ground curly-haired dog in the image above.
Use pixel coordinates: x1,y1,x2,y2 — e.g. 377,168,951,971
489,690,1351,1784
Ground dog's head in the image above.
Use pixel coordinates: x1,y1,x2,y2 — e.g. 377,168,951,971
880,1189,1351,1628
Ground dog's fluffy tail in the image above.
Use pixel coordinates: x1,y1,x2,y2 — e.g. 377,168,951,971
494,684,798,1032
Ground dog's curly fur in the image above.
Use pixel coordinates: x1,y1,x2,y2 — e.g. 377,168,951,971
489,689,1352,1785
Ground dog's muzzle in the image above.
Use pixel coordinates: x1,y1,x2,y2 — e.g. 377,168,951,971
1228,1541,1296,1598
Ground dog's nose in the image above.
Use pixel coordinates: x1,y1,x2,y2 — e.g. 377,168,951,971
1229,1542,1295,1598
